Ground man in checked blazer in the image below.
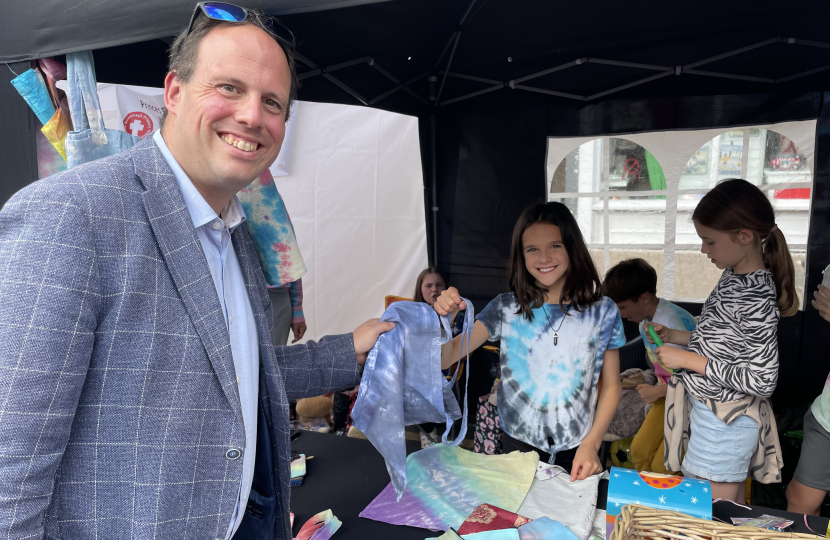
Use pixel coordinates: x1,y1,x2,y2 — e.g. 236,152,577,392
0,6,393,540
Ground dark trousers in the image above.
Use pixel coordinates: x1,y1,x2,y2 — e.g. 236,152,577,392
501,432,578,471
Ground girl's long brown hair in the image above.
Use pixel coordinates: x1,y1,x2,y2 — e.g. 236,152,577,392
508,202,602,320
692,178,798,316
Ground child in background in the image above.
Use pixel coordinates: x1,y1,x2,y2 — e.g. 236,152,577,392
414,267,448,307
649,179,797,502
786,281,830,516
412,267,460,447
434,202,625,480
603,259,697,473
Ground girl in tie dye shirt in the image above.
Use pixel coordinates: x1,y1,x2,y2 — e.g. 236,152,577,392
435,202,625,480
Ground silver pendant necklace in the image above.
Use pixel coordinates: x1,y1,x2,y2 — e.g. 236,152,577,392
542,305,566,346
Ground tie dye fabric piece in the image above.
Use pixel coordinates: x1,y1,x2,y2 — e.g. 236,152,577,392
359,444,537,531
293,509,341,540
458,504,532,534
237,169,307,287
352,301,475,500
476,294,625,456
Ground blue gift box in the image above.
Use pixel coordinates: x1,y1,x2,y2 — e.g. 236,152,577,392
606,468,712,537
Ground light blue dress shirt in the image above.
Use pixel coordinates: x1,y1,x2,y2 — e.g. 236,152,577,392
153,131,260,539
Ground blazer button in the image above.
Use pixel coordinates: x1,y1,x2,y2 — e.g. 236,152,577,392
226,448,242,460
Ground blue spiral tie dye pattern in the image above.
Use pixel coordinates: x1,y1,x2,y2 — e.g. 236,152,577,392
477,294,625,455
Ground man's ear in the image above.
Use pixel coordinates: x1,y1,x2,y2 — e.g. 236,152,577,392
638,291,652,304
163,71,182,118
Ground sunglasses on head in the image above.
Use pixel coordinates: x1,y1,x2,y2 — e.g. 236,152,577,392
182,2,295,48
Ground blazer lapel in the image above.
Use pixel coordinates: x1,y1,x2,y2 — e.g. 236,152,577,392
232,224,276,366
131,139,243,419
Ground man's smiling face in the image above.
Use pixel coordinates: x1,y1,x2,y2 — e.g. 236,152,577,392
163,23,291,209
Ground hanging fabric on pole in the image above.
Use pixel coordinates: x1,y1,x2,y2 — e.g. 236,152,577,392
64,51,139,168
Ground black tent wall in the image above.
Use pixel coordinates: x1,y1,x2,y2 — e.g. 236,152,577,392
1,62,39,204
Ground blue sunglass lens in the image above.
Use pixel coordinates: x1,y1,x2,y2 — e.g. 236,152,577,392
203,3,247,22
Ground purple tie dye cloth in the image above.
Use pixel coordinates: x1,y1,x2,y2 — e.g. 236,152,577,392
359,443,538,532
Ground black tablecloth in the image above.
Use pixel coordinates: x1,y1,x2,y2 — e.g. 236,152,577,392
290,431,828,539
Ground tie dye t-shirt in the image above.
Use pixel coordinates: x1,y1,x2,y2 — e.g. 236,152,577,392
477,294,625,455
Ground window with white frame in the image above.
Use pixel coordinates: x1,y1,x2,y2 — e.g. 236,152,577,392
546,123,814,305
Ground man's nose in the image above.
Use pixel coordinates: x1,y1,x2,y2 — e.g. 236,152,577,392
235,95,263,127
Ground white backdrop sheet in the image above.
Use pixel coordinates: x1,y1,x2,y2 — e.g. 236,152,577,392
272,102,427,342
61,81,428,342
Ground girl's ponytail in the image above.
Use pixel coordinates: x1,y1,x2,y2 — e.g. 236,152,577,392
692,179,798,317
763,226,798,316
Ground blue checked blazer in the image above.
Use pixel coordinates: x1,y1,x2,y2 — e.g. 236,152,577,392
0,137,361,539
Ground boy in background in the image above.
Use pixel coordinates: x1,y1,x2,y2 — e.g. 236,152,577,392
604,259,697,473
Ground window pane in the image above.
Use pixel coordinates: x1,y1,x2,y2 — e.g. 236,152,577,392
609,248,665,297
550,140,602,195
673,250,723,300
608,138,666,194
674,194,702,244
753,130,811,189
590,249,606,276
769,189,811,245
551,197,603,243
608,196,666,244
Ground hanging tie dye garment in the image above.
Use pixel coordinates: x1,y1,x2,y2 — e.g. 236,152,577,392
359,443,537,531
351,301,475,500
236,169,307,287
476,294,625,458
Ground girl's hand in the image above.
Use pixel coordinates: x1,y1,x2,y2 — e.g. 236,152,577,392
654,345,684,370
655,347,708,375
812,284,830,323
636,383,663,404
433,287,466,317
570,440,603,481
644,322,673,345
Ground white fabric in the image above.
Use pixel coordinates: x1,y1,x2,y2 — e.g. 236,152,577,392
275,101,428,341
517,464,601,540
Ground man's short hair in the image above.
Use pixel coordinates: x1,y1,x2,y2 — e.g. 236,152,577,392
603,258,658,303
160,9,298,127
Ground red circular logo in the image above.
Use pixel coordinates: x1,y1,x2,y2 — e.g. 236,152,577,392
123,112,154,138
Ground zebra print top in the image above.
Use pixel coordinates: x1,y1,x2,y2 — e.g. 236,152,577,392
679,268,780,401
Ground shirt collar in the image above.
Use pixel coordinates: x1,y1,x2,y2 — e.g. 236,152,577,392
153,130,246,231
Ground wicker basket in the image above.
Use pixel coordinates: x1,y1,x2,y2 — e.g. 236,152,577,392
609,504,823,540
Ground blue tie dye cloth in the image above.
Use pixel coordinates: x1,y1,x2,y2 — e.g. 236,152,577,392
352,300,475,500
476,294,625,458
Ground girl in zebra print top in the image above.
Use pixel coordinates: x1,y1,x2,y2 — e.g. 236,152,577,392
648,179,797,504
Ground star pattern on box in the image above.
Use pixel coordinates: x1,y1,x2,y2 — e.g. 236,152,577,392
659,496,667,504
633,480,640,486
691,497,698,504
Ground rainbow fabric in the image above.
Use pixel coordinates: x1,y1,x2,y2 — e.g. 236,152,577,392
291,454,306,479
359,444,537,531
293,510,341,540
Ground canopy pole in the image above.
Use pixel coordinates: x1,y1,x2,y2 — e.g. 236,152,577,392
430,112,438,267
